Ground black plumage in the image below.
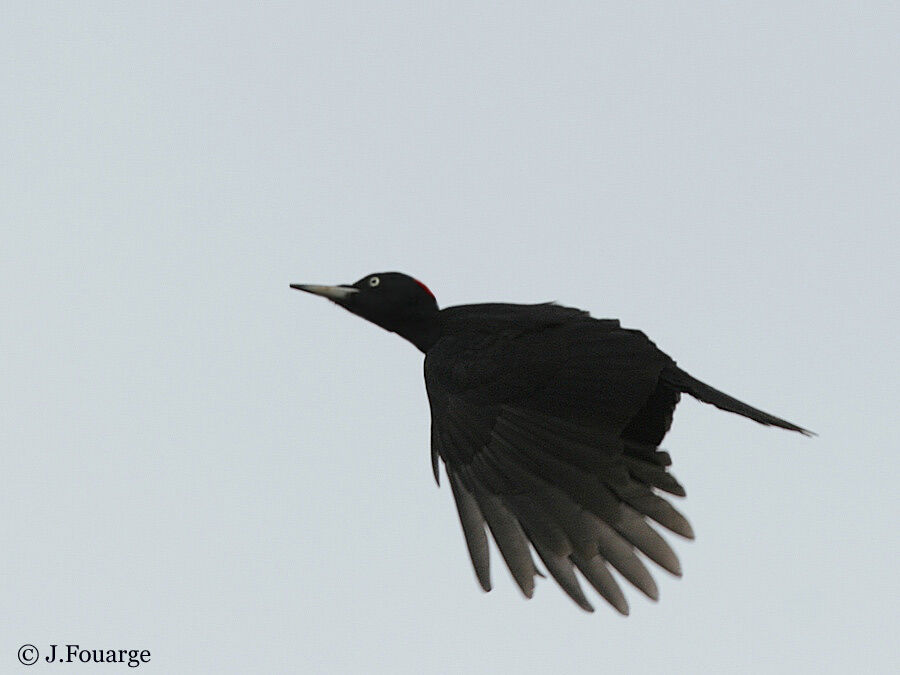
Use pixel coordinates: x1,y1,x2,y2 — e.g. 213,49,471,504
291,271,811,614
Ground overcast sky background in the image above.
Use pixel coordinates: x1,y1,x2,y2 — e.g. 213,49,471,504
2,3,898,673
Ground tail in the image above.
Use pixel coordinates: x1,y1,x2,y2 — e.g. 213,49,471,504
662,366,814,437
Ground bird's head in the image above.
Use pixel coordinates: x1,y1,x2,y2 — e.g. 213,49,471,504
291,272,440,351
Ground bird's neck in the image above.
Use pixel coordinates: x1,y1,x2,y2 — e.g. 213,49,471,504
391,312,441,353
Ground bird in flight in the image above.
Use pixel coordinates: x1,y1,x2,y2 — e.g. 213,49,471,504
292,272,811,614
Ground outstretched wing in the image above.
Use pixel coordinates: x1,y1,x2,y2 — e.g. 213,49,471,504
425,311,692,614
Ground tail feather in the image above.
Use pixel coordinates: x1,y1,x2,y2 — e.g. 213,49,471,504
663,366,814,436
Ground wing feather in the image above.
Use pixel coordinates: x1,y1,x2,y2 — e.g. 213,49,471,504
447,471,491,592
469,482,538,597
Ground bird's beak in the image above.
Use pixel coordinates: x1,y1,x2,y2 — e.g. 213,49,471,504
290,284,359,301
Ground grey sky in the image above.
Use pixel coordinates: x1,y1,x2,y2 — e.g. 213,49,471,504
2,2,898,673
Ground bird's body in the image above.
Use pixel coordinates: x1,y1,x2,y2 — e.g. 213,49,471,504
292,272,810,614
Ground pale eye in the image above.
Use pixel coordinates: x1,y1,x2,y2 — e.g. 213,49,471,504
368,276,380,287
